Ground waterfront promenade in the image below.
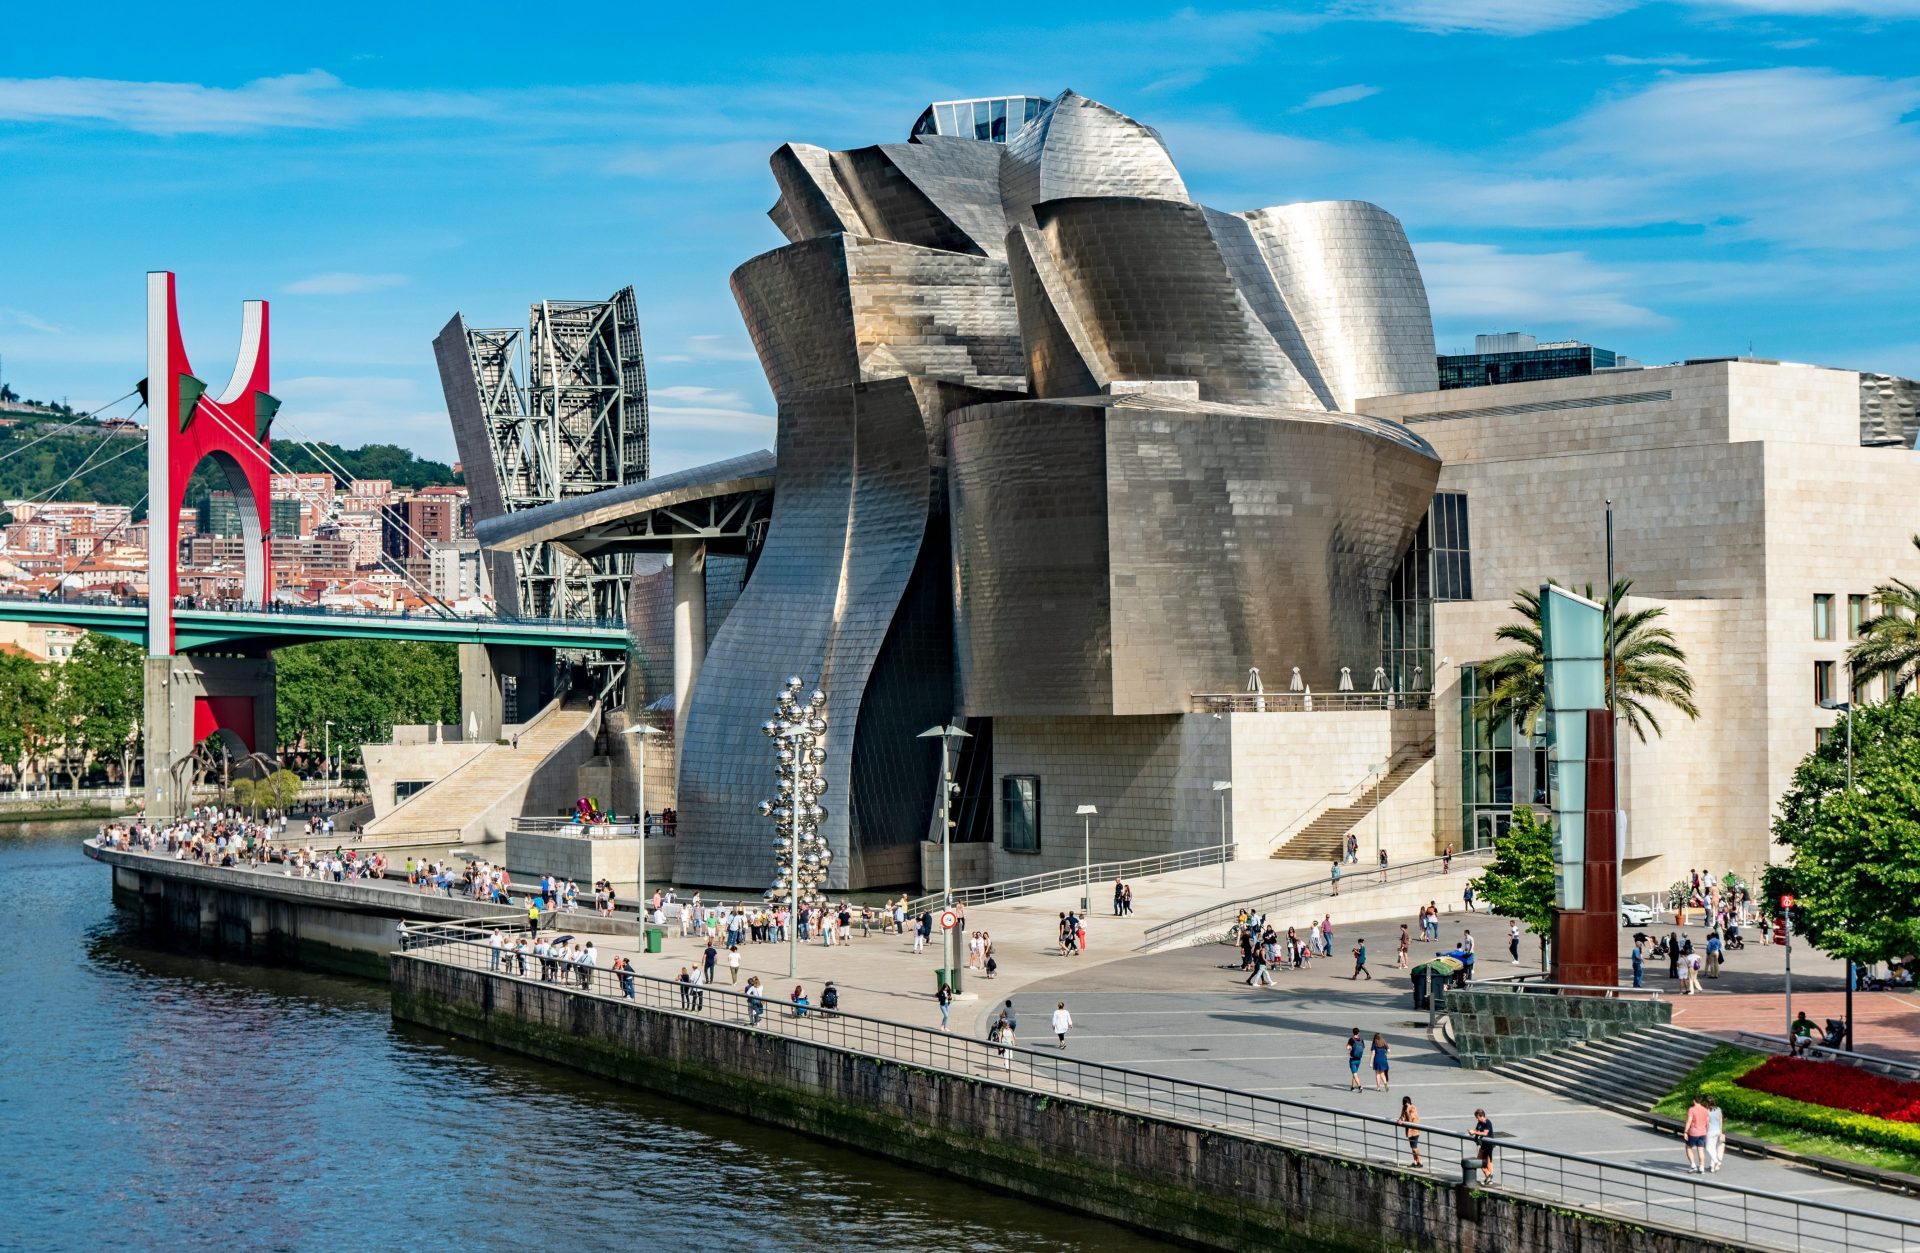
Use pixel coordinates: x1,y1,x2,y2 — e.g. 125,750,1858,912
396,920,1920,1253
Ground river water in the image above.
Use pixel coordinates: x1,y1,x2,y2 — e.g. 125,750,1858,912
0,823,1165,1251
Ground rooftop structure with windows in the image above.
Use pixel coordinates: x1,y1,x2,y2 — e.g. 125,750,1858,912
1438,332,1640,390
909,96,1050,143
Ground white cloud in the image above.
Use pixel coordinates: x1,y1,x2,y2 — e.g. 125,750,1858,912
1415,241,1668,332
271,375,453,458
1349,0,1638,35
0,70,495,136
282,273,410,296
1602,53,1715,65
1299,84,1381,110
0,309,63,334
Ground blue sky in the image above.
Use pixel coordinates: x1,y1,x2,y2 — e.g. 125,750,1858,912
2,1,1917,472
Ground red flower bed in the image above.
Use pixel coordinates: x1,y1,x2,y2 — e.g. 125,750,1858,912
1736,1056,1920,1123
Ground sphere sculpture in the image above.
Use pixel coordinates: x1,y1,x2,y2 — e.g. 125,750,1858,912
763,677,830,908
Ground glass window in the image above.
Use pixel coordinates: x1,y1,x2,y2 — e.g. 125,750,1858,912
1001,775,1040,852
1853,670,1874,705
990,98,1007,143
973,100,991,141
1849,594,1869,638
1814,660,1836,705
1813,594,1834,641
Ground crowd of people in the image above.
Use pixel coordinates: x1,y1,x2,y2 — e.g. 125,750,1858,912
96,810,385,882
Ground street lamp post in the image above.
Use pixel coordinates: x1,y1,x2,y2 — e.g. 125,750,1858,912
323,720,334,807
1076,804,1098,914
918,723,970,994
621,722,664,934
1818,696,1855,1049
1211,781,1231,889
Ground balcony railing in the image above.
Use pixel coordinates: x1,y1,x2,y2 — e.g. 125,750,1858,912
1191,691,1432,713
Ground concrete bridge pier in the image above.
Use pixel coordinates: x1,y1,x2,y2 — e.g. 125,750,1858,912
143,655,277,821
458,643,561,742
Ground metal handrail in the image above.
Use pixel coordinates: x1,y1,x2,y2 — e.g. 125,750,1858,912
1460,978,1666,1001
0,588,626,633
396,923,1920,1253
902,843,1234,917
1263,736,1437,850
1140,848,1493,948
1190,691,1433,713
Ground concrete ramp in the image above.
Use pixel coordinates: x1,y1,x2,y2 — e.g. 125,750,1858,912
361,698,601,846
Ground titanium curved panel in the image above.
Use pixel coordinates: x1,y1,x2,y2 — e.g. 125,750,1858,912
883,137,1010,260
768,143,866,243
950,396,1439,717
949,400,1113,716
675,377,936,890
842,237,1025,391
1002,91,1190,229
1203,207,1336,409
732,238,860,401
1025,197,1322,408
1007,226,1103,399
1239,201,1438,409
833,147,985,257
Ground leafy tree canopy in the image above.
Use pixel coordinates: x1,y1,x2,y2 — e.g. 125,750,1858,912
1471,805,1557,968
1472,577,1699,743
1768,698,1920,965
275,639,460,764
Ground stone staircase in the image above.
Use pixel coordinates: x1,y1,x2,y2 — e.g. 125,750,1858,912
1491,1023,1721,1115
1270,739,1434,861
361,697,599,846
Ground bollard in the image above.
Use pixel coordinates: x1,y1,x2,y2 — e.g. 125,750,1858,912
1459,1155,1482,1220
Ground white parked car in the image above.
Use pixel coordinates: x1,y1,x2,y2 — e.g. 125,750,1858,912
1620,899,1655,926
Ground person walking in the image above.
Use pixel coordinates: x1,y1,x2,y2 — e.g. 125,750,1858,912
1631,936,1645,989
1472,1109,1496,1183
1686,949,1704,995
1667,931,1682,981
1112,876,1125,917
727,944,741,985
936,981,952,1030
688,962,706,1011
1377,848,1389,885
1330,858,1342,896
1396,924,1410,970
1346,1028,1366,1092
1246,944,1273,987
1442,843,1453,873
677,966,693,1010
1399,1096,1423,1166
989,1012,1015,1070
1051,1001,1073,1050
1371,1032,1391,1091
1463,883,1477,913
1683,1095,1711,1172
702,940,718,985
745,975,764,1025
1351,939,1372,981
1706,929,1723,979
1508,921,1522,965
1705,1096,1726,1173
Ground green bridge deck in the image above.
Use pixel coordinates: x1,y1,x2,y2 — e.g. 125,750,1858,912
0,599,629,653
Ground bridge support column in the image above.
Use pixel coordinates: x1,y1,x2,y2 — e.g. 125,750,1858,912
143,655,276,821
671,539,707,751
459,643,559,743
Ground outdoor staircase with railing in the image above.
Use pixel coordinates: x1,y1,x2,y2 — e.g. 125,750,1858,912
1269,737,1435,861
360,695,600,846
1491,1023,1720,1115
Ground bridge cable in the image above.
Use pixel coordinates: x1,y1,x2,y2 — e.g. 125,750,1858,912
190,398,463,620
0,391,141,468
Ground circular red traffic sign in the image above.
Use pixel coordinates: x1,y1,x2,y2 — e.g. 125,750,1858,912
939,909,958,931
1781,894,1795,908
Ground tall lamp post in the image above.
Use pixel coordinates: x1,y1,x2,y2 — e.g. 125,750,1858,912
918,723,970,994
1211,781,1231,889
323,720,334,807
621,722,664,932
1076,804,1098,914
1818,696,1855,1049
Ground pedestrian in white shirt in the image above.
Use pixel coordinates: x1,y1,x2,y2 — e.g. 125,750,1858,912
1051,1001,1073,1050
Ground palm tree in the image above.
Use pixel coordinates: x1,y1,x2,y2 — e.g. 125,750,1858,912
1472,578,1699,742
1848,535,1920,697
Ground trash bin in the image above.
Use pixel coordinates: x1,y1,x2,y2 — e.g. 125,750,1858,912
935,967,950,994
1411,965,1431,1010
645,926,664,954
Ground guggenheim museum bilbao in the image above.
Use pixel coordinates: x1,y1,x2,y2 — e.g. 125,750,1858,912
473,91,1920,897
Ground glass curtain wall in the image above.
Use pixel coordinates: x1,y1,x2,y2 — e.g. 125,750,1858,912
1382,491,1473,693
1456,663,1543,851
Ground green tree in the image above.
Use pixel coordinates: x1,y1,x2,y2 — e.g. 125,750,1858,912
1768,698,1920,966
1848,536,1920,696
274,639,460,763
55,633,144,785
235,768,303,817
0,649,53,787
1472,577,1700,742
1471,805,1558,970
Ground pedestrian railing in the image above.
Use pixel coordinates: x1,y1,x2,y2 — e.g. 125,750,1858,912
395,922,1920,1253
1191,691,1433,713
903,843,1234,917
1139,849,1494,949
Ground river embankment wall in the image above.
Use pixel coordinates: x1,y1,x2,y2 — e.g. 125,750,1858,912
86,843,621,979
390,953,1747,1253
